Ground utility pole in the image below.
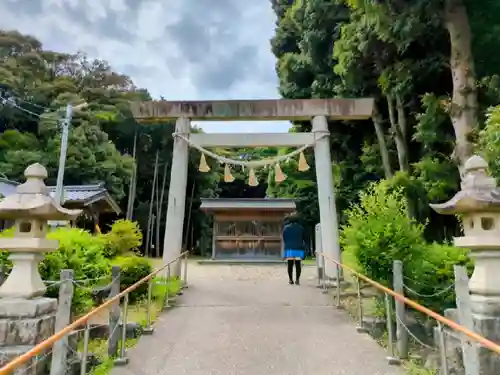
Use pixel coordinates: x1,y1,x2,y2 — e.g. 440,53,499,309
54,104,73,206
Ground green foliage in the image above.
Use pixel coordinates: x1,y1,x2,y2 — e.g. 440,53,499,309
0,227,14,267
0,225,156,312
45,228,110,280
0,29,223,257
44,228,111,312
270,0,500,246
342,181,472,312
112,255,152,303
411,242,472,310
102,219,143,258
0,227,127,312
478,105,500,182
341,181,427,287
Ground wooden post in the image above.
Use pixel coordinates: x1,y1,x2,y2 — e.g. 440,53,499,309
393,260,408,359
50,269,74,375
454,265,480,375
211,220,216,259
0,264,5,285
315,224,324,288
108,266,121,357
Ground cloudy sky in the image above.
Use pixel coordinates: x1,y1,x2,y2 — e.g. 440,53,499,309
0,0,291,133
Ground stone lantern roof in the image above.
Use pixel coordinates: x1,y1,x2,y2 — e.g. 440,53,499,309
430,155,500,214
0,163,81,220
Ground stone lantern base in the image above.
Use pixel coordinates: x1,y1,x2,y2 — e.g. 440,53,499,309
0,298,57,375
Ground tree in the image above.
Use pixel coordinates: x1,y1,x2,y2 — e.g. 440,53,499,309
341,0,500,168
269,0,500,241
0,30,221,257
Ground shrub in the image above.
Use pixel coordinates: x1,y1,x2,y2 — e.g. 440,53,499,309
45,228,110,281
0,227,127,313
102,220,142,258
341,180,474,313
341,181,427,287
112,255,152,302
44,228,112,312
409,242,472,311
0,227,14,269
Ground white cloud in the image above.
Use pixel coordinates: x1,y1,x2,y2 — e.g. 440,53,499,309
0,0,291,133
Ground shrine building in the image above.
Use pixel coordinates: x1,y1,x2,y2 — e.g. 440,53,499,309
200,198,296,261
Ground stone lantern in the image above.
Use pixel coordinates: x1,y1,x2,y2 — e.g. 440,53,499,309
0,163,81,373
0,163,81,298
430,155,500,374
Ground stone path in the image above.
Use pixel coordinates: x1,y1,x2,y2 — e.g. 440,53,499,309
111,262,404,375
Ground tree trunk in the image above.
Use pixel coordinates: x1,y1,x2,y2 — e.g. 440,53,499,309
444,0,477,168
395,94,407,140
387,94,416,219
386,94,409,173
372,103,393,179
145,151,159,257
183,181,196,251
125,129,138,220
156,161,169,257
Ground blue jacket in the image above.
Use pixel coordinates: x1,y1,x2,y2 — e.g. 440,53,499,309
282,222,305,250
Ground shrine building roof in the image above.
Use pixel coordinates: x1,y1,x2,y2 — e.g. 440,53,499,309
200,198,296,212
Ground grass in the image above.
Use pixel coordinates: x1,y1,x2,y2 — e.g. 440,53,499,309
341,250,361,272
404,361,437,375
127,276,182,324
303,257,316,266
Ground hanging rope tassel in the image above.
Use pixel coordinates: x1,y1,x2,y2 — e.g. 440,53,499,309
198,153,210,172
224,164,235,183
274,163,286,183
248,168,259,186
298,151,310,172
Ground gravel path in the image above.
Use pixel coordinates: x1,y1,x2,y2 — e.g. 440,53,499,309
111,262,404,375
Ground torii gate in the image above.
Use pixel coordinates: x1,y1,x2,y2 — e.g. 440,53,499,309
130,98,374,279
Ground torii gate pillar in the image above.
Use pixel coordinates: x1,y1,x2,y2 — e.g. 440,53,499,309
313,116,341,280
162,117,190,275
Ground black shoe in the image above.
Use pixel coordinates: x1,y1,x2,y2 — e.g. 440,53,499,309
289,280,294,285
295,280,300,285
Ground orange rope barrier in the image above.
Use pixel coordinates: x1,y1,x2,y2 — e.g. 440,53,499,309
0,251,189,375
318,252,500,356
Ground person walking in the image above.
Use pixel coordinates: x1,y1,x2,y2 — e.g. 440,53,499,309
282,213,306,285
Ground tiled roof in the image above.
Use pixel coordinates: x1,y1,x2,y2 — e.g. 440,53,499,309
47,183,105,202
46,183,121,214
0,178,120,214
